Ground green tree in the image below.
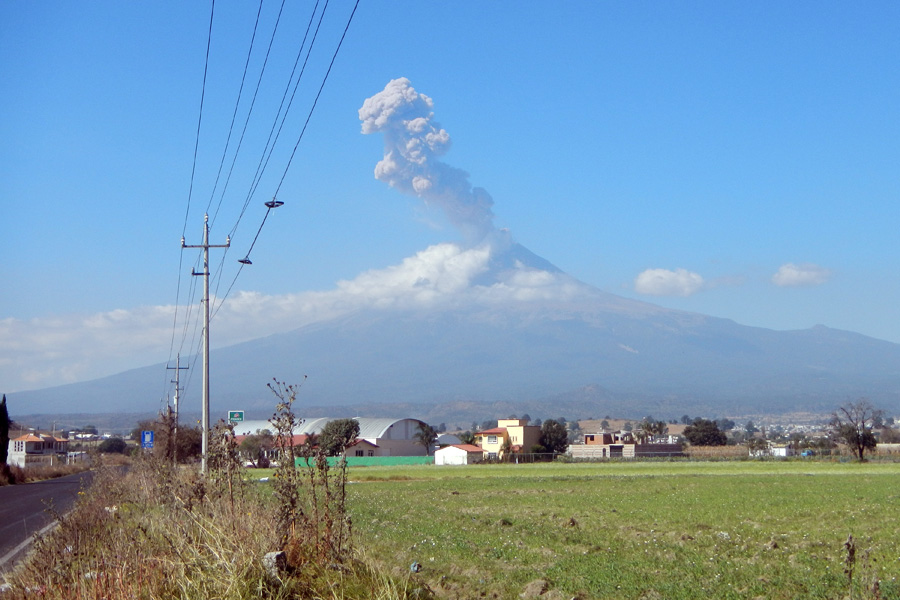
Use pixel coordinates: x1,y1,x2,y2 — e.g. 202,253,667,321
716,418,736,431
458,430,475,445
539,419,569,455
319,419,360,457
413,422,438,456
0,395,9,465
683,419,727,446
637,419,669,442
132,418,202,463
830,399,882,461
747,437,769,455
240,429,275,467
98,437,128,454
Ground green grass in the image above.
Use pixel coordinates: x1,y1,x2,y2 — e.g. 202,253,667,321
339,461,900,599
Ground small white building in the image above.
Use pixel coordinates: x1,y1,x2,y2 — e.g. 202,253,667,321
435,444,484,466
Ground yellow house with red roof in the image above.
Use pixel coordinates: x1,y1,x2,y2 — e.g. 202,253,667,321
472,419,541,460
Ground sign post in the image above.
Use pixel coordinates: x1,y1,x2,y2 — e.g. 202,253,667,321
141,430,154,449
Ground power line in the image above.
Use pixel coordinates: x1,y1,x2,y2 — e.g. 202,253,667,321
273,0,360,197
165,0,217,403
208,0,289,233
232,0,326,237
204,0,266,224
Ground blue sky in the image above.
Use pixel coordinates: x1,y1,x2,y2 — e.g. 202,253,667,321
2,1,898,394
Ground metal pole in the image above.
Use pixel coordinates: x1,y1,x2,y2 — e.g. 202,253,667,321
182,214,229,474
168,353,188,467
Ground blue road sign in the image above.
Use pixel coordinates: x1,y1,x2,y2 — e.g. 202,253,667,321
141,430,154,449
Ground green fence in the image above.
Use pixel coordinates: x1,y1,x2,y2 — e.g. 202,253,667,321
295,455,434,468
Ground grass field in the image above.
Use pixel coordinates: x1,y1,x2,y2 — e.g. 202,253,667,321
326,461,900,599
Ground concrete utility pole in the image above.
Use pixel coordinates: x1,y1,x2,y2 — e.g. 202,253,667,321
167,354,188,467
182,214,230,474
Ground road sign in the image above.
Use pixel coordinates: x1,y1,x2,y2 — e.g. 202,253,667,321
228,410,244,422
141,430,154,448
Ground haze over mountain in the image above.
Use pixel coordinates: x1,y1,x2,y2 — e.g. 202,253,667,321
11,237,900,422
8,78,900,422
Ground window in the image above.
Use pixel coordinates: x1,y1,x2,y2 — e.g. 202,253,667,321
368,450,374,457
355,450,364,457
487,435,498,444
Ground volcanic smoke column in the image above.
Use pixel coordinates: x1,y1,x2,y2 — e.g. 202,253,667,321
359,77,496,243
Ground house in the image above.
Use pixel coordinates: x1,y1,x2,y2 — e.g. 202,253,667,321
7,433,71,469
346,438,381,458
571,430,683,459
749,443,796,458
435,444,484,466
472,419,541,460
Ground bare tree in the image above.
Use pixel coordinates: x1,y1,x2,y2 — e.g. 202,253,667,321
830,399,882,461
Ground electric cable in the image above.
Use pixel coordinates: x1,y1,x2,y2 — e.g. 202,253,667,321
207,0,289,233
272,0,359,197
204,0,266,224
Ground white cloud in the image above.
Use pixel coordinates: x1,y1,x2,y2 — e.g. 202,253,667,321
771,263,831,287
0,243,584,392
633,268,705,297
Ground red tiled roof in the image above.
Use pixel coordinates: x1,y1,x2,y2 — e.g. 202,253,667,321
347,438,379,448
477,428,506,435
13,434,46,442
447,444,484,453
234,433,311,446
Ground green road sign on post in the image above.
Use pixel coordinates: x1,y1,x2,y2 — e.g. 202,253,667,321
228,410,244,423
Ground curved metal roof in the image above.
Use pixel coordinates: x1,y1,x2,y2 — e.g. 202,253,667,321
232,417,426,440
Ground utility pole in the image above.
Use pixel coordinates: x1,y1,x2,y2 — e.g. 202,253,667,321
182,214,230,474
167,353,188,467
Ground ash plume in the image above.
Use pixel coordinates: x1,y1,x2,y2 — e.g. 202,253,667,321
359,77,495,242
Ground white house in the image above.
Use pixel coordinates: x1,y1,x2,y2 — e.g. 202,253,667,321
435,444,484,466
7,433,70,469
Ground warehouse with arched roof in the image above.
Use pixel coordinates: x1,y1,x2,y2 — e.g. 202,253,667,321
233,417,428,456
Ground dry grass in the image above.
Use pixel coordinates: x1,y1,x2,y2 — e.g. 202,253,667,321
2,409,427,599
0,461,92,486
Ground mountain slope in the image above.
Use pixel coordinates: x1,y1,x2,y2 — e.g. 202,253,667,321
9,242,900,419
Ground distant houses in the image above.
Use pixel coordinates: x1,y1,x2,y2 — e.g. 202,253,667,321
570,430,683,459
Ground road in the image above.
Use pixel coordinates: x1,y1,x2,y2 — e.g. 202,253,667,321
0,470,93,573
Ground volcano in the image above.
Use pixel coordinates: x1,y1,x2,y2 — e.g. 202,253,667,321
11,239,900,421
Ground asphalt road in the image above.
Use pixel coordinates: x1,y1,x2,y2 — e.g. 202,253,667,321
0,470,93,573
